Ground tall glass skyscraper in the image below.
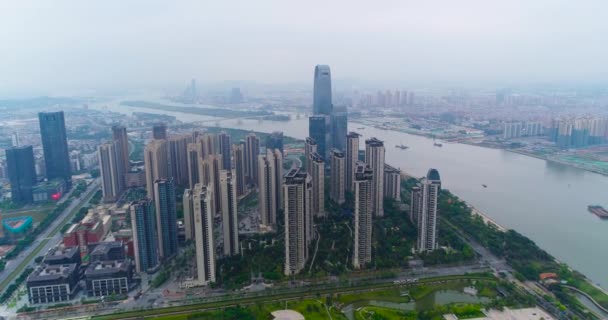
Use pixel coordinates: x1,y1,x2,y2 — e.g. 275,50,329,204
130,199,159,273
154,178,178,260
6,146,37,203
38,111,71,185
313,65,332,115
309,115,331,160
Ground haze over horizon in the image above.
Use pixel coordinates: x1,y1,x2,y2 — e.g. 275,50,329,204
1,0,607,95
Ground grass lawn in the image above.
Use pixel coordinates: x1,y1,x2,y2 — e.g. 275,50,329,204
355,306,417,320
338,288,411,305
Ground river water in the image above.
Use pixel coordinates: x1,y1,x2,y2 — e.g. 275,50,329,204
92,99,608,288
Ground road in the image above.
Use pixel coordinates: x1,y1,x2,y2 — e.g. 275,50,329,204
0,179,100,292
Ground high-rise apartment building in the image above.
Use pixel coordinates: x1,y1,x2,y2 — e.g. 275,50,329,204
6,146,37,203
353,162,373,269
331,106,348,152
193,183,216,285
283,168,313,276
411,169,441,252
154,178,178,259
200,154,223,214
152,123,167,140
130,199,159,273
383,164,401,201
304,137,318,173
111,125,130,176
346,132,360,192
258,149,281,227
187,142,200,189
313,65,333,115
144,140,169,199
220,170,239,256
218,131,232,170
39,111,71,185
98,143,124,203
199,133,218,158
168,134,189,187
330,149,345,205
310,152,325,217
309,115,331,160
365,138,385,217
183,188,195,241
232,143,247,197
244,133,260,186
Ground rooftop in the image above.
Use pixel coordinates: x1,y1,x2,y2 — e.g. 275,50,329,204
28,263,77,282
85,259,131,276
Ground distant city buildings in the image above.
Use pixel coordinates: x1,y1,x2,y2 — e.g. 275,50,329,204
547,117,608,149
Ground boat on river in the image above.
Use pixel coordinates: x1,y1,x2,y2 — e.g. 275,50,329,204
588,205,608,219
395,144,408,150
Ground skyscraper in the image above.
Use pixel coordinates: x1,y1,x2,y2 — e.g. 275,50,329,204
313,65,332,115
244,133,260,186
144,140,169,199
304,137,318,173
346,132,360,192
193,183,216,285
383,164,401,201
154,178,178,259
218,131,232,170
411,169,441,252
330,149,345,205
232,143,247,197
6,146,36,203
183,188,195,241
220,170,239,256
168,135,189,187
199,133,218,158
310,152,325,217
308,115,331,160
331,106,348,152
365,138,385,217
266,131,284,155
258,149,279,227
283,168,313,276
98,143,124,203
152,123,167,140
111,125,130,177
353,162,373,269
130,199,159,273
201,154,223,214
38,111,71,185
187,142,201,189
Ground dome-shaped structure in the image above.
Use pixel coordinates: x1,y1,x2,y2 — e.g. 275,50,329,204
426,168,441,181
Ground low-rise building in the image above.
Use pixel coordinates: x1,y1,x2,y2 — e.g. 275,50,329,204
44,246,81,266
90,241,125,262
84,259,134,297
27,263,80,304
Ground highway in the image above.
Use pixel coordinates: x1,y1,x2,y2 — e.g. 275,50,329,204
0,179,100,292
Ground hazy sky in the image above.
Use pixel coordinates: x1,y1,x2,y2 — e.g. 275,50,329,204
1,1,607,95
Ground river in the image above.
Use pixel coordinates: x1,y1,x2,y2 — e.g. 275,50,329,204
91,99,608,288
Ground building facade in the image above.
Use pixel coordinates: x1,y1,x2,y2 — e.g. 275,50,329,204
232,143,247,197
313,65,333,115
6,145,37,203
244,133,260,186
310,152,325,217
411,169,441,252
283,168,313,276
383,164,401,201
144,139,169,199
346,132,360,192
130,199,159,273
220,170,239,256
330,149,346,204
193,183,216,285
98,142,124,203
154,178,178,259
258,149,279,228
309,115,331,160
27,263,79,304
168,134,190,187
365,138,385,217
39,111,71,185
353,162,373,269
